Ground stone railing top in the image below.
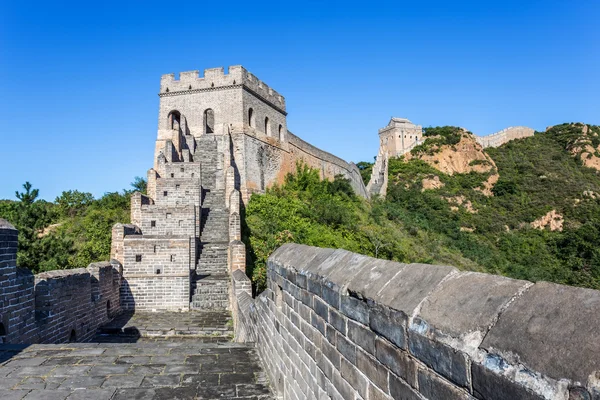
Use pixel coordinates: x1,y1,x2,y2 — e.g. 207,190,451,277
268,243,600,390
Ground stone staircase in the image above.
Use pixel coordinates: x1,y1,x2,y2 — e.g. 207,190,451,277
191,135,231,311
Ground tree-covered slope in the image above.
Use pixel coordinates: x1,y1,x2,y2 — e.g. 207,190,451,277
245,124,600,291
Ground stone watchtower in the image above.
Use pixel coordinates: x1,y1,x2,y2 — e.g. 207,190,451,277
153,66,287,167
378,117,423,157
367,118,423,197
111,66,290,312
111,66,368,312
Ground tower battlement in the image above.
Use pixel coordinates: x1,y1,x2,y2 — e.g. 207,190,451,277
159,66,286,111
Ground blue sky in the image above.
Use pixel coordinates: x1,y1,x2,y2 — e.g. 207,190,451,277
1,1,598,201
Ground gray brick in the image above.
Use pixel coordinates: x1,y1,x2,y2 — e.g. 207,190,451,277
357,349,388,393
340,295,369,325
389,374,421,400
375,337,417,386
348,320,376,356
370,303,407,349
471,362,544,400
409,332,469,387
340,357,368,399
336,333,356,364
418,368,474,400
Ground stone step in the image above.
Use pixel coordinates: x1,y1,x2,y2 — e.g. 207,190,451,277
191,300,230,310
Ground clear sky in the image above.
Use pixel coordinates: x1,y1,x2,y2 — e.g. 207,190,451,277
1,1,598,201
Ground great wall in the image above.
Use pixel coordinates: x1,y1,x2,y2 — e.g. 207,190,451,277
0,66,598,400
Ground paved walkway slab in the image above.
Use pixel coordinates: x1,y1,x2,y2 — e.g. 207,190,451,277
0,311,273,400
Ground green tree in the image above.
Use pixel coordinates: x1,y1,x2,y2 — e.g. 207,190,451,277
55,190,94,218
131,176,147,194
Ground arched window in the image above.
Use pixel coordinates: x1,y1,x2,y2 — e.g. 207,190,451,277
278,124,283,141
69,329,77,343
248,108,255,127
0,322,6,336
204,109,214,134
168,110,181,130
264,117,271,136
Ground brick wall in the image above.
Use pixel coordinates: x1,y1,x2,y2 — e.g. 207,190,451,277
0,219,122,345
120,236,193,312
235,243,600,400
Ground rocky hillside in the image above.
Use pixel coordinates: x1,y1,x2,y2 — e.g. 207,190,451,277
405,127,499,196
383,123,600,289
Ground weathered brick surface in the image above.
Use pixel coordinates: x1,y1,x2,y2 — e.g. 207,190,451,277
0,219,121,345
233,243,600,400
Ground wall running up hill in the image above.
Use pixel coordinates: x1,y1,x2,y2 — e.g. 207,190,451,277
232,243,600,400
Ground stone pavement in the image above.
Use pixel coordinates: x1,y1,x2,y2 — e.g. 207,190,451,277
0,312,274,400
96,311,233,342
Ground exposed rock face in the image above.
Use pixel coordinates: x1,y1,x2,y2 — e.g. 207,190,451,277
475,173,499,197
406,132,496,176
549,123,600,172
421,175,444,191
445,195,477,214
531,209,564,231
406,131,499,196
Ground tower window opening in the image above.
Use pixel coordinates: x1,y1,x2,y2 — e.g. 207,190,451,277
0,323,6,337
135,255,142,262
163,191,168,197
69,330,77,343
278,125,283,140
264,117,271,136
248,108,255,127
151,220,156,228
168,111,181,130
204,109,215,134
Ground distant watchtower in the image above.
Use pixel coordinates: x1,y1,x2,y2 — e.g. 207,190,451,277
155,66,288,167
379,117,423,157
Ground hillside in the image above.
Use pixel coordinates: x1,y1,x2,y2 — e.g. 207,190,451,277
245,123,600,291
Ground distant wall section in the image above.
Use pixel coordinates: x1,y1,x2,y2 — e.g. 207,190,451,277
231,129,367,203
476,126,535,148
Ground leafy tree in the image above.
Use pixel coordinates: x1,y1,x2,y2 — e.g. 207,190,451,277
131,176,147,194
356,161,374,185
55,190,94,218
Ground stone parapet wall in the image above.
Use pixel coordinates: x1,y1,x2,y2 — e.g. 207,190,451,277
235,243,600,400
232,130,368,203
0,219,122,345
476,126,535,148
287,132,367,198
